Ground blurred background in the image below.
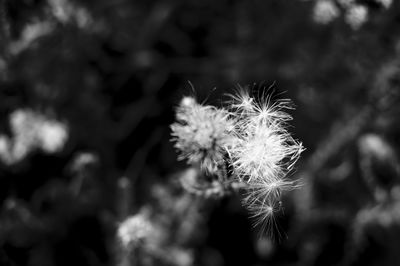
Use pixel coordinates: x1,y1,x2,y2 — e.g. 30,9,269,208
0,0,400,265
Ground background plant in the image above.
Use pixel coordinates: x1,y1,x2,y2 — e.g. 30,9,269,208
0,0,399,266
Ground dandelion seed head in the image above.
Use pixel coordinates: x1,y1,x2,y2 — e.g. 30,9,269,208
171,87,304,232
231,125,287,181
226,90,303,231
171,98,235,172
230,111,303,184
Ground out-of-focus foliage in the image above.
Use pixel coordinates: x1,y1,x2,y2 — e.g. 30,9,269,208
0,0,400,266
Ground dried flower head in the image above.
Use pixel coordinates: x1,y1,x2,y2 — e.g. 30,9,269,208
227,89,302,177
171,88,304,232
171,96,235,173
227,90,304,227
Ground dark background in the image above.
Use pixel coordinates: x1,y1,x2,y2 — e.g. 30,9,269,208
0,0,400,265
